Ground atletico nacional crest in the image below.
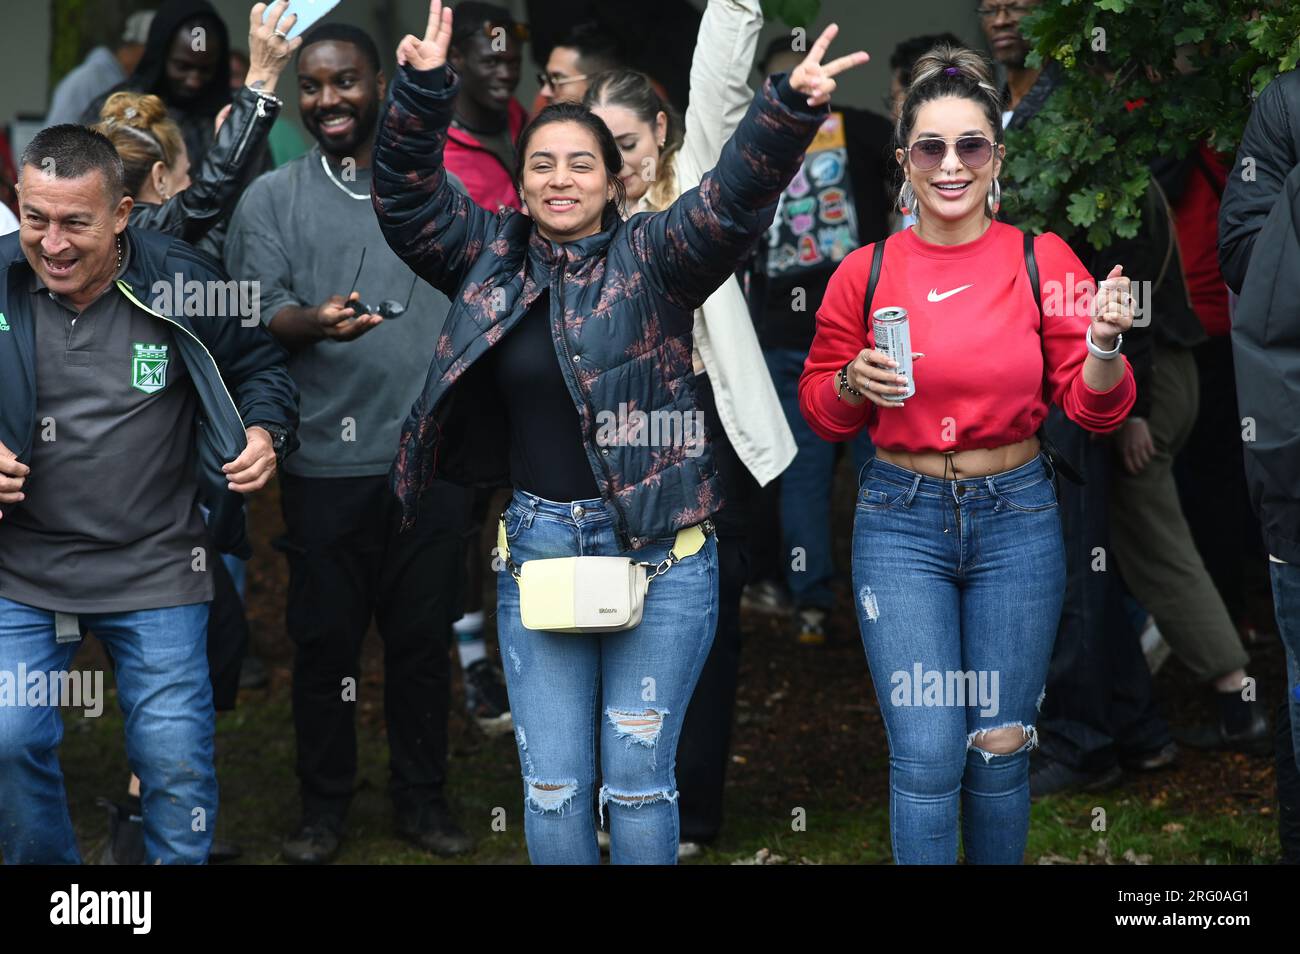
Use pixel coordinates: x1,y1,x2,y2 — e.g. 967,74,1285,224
131,342,169,393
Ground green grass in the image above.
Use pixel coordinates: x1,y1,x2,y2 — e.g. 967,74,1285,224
56,677,1277,865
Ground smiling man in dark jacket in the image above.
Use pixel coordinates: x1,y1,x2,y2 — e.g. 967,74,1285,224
0,124,297,864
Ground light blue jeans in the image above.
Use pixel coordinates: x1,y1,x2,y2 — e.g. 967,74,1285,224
0,598,215,864
852,455,1065,864
496,491,719,865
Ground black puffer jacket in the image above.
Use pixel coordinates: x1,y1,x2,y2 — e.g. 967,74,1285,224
1220,68,1300,564
128,85,282,259
1219,68,1300,294
373,64,825,549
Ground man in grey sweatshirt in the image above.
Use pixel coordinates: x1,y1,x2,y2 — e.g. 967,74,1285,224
224,22,490,864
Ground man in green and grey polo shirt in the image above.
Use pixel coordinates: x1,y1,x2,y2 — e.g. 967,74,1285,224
0,123,298,864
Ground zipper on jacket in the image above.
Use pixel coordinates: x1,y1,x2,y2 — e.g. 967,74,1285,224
551,262,633,547
228,91,270,171
115,279,244,426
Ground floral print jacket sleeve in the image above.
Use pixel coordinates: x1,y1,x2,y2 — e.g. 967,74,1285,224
371,64,502,302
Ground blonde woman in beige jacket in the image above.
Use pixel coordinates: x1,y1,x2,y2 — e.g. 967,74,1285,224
585,0,797,849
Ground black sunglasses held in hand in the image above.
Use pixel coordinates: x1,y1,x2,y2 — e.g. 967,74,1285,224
908,136,995,171
346,248,418,320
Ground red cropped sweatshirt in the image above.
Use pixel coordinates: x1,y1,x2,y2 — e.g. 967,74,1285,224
799,221,1136,451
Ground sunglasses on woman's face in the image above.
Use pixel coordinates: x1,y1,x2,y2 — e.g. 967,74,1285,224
907,136,995,171
347,248,418,320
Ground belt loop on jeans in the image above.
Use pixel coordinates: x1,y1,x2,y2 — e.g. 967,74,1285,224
55,612,82,644
902,473,922,508
1040,450,1056,484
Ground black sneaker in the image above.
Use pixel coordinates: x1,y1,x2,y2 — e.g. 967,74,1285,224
465,658,513,736
741,581,792,617
395,797,474,857
238,654,269,690
282,817,342,865
1029,753,1122,798
1173,706,1271,756
1118,740,1179,773
97,797,145,865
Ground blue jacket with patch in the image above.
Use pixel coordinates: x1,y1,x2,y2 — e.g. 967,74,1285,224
0,226,299,557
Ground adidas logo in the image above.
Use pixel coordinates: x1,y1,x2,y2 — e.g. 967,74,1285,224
0,312,9,331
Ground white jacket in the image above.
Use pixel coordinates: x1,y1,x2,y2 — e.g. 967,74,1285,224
634,0,797,487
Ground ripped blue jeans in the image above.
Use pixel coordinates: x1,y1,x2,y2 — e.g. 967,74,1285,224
496,491,718,865
852,454,1065,864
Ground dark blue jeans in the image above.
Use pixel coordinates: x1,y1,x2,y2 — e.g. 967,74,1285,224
852,455,1064,864
0,598,214,864
1273,559,1300,769
764,347,873,610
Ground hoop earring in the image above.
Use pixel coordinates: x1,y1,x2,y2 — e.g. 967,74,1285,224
898,179,916,216
987,177,1001,216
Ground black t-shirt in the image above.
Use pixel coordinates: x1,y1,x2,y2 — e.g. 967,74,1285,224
750,105,895,353
485,292,601,502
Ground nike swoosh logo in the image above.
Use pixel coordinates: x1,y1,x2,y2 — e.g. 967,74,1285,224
928,284,974,302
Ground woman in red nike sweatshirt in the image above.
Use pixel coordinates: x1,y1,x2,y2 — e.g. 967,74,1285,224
798,45,1136,865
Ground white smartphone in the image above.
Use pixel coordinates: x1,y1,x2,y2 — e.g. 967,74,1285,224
267,0,342,41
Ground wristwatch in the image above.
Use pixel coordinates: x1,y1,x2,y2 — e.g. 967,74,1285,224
835,362,864,401
1086,325,1123,360
252,422,291,464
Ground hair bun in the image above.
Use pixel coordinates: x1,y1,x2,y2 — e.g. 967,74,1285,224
100,91,168,128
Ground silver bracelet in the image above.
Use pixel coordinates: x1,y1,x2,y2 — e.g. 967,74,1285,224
1086,325,1123,360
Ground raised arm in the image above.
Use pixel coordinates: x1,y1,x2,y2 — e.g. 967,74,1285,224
630,24,868,313
677,0,765,183
372,0,498,300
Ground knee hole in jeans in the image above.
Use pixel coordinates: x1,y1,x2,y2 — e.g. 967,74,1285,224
968,723,1037,760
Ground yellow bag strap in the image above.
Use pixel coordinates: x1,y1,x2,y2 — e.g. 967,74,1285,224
497,515,713,585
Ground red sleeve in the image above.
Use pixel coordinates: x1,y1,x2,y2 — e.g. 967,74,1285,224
1036,233,1136,433
798,244,877,441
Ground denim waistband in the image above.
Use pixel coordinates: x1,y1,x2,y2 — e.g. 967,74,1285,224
509,488,613,526
864,452,1054,502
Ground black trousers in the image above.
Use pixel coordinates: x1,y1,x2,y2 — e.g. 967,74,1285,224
279,472,470,822
206,543,248,712
1038,408,1171,771
677,374,755,842
1174,336,1263,623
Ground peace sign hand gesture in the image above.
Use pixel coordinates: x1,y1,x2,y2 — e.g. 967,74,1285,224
788,24,869,108
397,0,454,71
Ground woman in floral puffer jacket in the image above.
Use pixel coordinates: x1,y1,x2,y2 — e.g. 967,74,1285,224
373,0,865,865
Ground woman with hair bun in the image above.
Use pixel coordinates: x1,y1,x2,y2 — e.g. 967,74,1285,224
800,44,1137,864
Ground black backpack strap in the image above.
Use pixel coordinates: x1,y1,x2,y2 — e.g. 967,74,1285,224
1024,230,1042,326
1024,230,1085,485
861,236,886,331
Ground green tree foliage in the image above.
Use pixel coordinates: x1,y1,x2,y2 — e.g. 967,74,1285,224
1004,0,1300,248
760,0,823,28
